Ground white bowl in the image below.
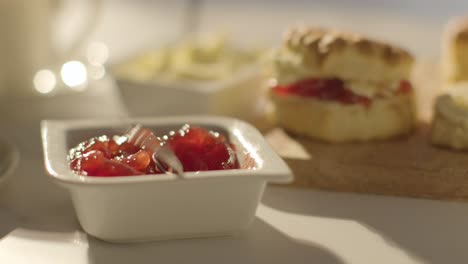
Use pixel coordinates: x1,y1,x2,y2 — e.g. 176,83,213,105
41,116,292,242
113,65,265,118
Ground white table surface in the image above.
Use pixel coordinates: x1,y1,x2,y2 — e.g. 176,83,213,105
1,1,468,263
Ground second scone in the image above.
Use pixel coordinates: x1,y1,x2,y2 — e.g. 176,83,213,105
431,83,468,149
269,26,416,142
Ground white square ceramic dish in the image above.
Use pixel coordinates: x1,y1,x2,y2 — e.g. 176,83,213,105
114,66,265,118
41,116,292,243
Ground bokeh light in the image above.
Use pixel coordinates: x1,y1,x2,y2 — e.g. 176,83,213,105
33,69,57,94
88,64,106,80
87,42,109,66
61,61,88,89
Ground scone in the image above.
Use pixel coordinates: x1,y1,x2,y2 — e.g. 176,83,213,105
442,17,468,84
431,83,468,149
268,26,416,142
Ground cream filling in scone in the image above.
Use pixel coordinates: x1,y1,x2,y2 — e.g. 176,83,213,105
269,26,416,142
431,83,468,149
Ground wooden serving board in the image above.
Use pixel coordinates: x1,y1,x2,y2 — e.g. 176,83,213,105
258,62,468,201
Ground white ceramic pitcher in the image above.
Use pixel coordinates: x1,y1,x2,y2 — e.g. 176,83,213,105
0,0,101,96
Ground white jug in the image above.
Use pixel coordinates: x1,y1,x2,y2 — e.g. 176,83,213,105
0,0,101,96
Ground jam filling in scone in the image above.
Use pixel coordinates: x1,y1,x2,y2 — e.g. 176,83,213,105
271,78,412,107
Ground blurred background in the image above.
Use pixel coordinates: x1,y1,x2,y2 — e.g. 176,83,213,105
0,0,467,98
57,0,468,60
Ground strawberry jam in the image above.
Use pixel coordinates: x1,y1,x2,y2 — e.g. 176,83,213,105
272,78,412,107
168,125,239,172
68,126,240,177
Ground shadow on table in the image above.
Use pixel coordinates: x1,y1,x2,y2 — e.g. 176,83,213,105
0,147,80,239
262,186,468,264
86,218,345,264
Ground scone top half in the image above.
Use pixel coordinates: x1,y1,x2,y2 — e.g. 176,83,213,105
271,26,414,99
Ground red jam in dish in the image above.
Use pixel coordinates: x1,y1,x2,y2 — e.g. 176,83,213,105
169,124,239,172
68,125,240,177
272,78,412,107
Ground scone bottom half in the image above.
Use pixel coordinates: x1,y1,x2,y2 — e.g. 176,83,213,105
268,26,416,143
270,90,416,143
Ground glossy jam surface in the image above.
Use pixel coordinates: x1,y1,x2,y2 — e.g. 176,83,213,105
272,78,412,106
68,126,240,177
169,125,239,172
